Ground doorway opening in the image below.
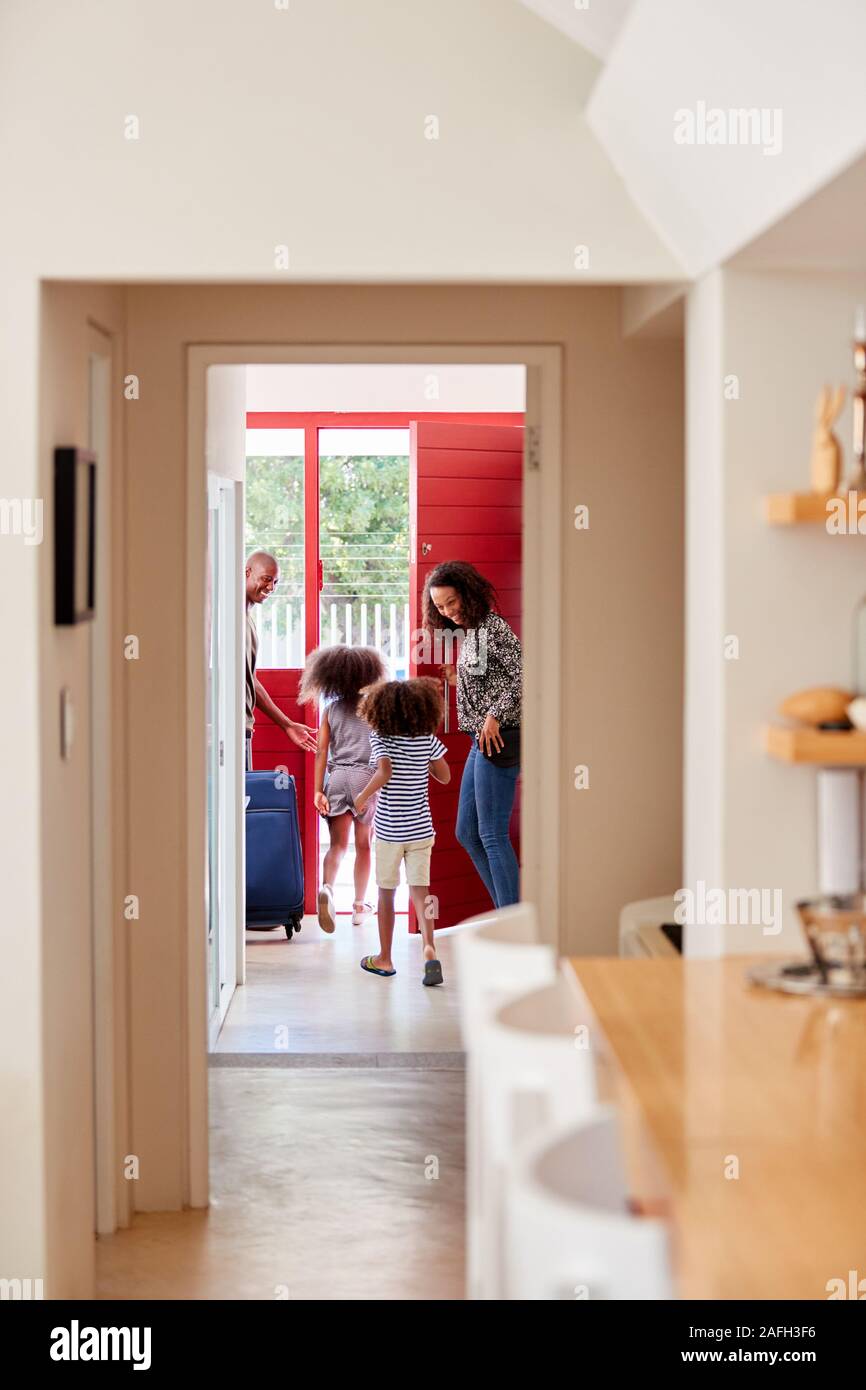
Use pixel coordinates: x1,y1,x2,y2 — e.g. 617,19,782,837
186,342,561,1205
233,385,525,1053
191,348,562,1096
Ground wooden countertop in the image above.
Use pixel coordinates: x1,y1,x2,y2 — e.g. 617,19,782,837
566,955,866,1300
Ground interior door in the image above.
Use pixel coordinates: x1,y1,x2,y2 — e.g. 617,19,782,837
206,473,242,1037
409,420,523,929
204,364,246,1038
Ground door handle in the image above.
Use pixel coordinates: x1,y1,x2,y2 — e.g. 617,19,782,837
422,542,432,556
318,558,324,592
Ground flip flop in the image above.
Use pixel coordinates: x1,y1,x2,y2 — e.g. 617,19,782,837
423,959,444,987
360,955,396,978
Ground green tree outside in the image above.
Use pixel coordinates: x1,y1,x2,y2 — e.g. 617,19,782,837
245,453,410,657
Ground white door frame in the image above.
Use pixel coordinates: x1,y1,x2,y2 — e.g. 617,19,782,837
185,343,562,1208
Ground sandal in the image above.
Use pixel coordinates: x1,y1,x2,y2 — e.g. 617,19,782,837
423,959,444,987
360,955,396,978
352,900,374,926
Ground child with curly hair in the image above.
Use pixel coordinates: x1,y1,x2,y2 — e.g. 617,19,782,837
352,677,451,985
299,645,386,934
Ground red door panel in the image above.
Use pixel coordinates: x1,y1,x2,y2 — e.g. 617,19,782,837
409,419,523,931
416,448,523,480
419,478,523,509
415,422,524,451
418,505,521,534
429,534,520,564
252,667,317,915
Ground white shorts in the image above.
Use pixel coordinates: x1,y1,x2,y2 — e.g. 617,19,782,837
375,835,435,889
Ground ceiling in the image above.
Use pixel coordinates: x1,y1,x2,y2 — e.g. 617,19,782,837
731,153,866,272
515,0,634,63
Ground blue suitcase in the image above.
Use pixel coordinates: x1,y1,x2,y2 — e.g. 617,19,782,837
245,770,304,939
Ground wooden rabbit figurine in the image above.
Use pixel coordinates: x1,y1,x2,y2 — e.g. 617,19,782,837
811,384,846,494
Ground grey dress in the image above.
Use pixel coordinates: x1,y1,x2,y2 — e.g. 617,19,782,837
323,698,377,824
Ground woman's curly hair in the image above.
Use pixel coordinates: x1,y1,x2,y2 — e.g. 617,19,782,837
298,645,386,707
359,677,443,737
422,560,498,630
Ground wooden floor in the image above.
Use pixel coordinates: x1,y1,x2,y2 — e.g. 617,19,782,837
96,1067,466,1300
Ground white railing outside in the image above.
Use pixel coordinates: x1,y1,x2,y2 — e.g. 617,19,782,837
257,597,412,680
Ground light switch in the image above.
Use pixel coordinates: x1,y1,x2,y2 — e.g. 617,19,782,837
60,686,74,760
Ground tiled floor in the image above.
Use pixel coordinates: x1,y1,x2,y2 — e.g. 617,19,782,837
96,1067,466,1301
218,918,463,1055
217,846,465,1055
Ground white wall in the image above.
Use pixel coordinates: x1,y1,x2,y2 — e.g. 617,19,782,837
246,364,525,413
685,268,866,954
683,273,725,957
0,0,680,284
588,0,866,277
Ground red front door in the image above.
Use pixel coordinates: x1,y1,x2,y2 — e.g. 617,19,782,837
409,420,524,929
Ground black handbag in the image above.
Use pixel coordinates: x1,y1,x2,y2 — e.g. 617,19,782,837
478,724,521,768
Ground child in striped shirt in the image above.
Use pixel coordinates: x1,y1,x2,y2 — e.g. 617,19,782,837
352,678,450,986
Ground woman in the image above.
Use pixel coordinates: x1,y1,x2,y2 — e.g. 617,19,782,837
424,560,521,909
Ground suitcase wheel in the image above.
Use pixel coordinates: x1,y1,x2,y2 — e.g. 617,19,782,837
284,922,293,940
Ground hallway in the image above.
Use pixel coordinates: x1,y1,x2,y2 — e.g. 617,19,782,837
95,1067,465,1300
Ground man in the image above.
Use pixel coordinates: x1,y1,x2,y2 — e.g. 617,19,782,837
245,550,317,769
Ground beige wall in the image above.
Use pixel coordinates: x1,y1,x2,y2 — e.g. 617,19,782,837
0,274,45,1288
122,283,683,1207
37,284,128,1293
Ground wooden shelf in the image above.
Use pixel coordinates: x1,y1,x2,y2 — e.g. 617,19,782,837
765,724,866,765
764,492,831,525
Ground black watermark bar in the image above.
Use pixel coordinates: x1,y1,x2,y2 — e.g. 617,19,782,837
3,1299,862,1373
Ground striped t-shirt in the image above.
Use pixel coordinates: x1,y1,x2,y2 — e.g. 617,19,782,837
368,732,447,842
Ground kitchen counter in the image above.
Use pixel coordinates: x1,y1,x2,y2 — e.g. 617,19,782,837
566,955,866,1300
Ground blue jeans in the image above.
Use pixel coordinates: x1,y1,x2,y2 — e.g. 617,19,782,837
456,740,520,908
